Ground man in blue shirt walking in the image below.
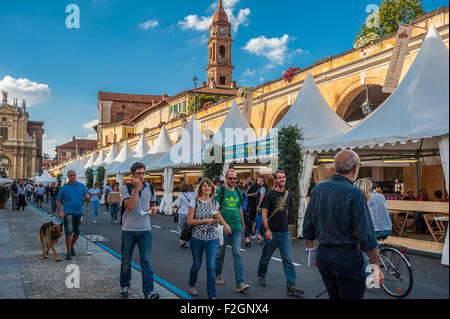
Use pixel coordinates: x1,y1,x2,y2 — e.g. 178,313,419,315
303,150,384,299
56,170,90,260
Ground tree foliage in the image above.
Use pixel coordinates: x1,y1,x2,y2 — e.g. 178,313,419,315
188,95,226,113
56,174,63,187
277,125,303,225
43,153,52,160
354,0,424,47
96,166,106,189
202,143,224,182
85,168,94,190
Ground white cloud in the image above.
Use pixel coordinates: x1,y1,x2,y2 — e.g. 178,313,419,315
243,34,305,66
87,133,97,140
179,0,249,33
243,68,255,76
179,15,212,31
139,19,159,30
42,134,58,157
0,75,51,107
83,119,99,130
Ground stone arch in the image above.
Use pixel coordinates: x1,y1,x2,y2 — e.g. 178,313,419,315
267,101,291,130
333,77,385,119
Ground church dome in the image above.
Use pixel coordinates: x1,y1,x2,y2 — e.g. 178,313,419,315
212,0,228,23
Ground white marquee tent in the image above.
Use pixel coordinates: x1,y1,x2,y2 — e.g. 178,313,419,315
35,170,56,184
141,125,174,169
92,149,106,169
304,25,449,264
149,116,208,214
115,134,150,174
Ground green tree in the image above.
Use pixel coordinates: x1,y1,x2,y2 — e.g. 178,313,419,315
188,95,225,113
202,143,224,182
85,168,94,190
354,0,424,48
42,153,52,160
96,166,106,189
56,174,63,187
277,125,303,225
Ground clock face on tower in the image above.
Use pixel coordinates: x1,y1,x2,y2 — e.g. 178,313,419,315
219,27,227,35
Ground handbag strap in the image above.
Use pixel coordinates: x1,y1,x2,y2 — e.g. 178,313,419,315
267,191,289,222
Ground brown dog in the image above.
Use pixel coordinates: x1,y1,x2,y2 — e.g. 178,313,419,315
39,221,63,262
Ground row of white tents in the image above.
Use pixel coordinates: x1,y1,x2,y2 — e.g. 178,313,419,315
55,26,448,264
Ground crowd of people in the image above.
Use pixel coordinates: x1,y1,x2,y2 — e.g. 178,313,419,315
7,152,447,300
8,180,60,211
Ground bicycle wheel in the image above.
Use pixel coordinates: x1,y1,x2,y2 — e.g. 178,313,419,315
378,247,413,298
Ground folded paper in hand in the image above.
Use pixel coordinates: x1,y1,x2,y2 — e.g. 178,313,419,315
308,248,317,267
140,210,150,216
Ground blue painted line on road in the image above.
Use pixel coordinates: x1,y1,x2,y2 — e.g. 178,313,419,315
28,201,193,299
95,242,194,300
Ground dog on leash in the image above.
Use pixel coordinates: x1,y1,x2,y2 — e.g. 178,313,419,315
39,221,63,262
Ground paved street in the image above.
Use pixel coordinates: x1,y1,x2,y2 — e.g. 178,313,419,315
0,201,178,299
10,198,447,300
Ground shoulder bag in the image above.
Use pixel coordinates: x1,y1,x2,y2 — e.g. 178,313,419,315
180,200,197,241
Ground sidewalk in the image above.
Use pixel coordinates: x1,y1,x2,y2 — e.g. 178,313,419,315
0,202,180,299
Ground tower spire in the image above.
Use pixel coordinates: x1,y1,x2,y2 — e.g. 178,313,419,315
218,0,223,9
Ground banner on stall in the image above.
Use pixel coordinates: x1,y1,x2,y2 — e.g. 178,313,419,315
224,137,278,161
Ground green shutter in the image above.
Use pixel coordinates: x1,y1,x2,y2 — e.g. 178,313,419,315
183,101,186,113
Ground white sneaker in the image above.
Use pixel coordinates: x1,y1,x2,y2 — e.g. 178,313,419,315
93,220,97,224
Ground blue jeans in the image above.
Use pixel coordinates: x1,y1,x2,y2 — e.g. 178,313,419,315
254,214,263,234
178,214,190,246
362,230,391,276
110,203,119,221
317,245,365,299
189,238,218,299
216,230,245,286
51,197,57,212
257,231,296,288
120,231,154,295
91,200,99,221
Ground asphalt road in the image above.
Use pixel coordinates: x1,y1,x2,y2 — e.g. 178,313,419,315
34,200,449,299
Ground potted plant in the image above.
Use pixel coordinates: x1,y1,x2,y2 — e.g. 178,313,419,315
0,185,9,209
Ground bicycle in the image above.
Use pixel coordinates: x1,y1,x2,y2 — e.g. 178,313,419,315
374,240,413,298
316,240,413,299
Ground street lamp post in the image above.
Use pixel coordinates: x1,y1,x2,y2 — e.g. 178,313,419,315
192,76,198,113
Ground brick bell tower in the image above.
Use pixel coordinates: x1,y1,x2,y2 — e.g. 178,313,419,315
206,0,234,88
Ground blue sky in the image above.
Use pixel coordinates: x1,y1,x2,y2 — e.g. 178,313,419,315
0,0,447,157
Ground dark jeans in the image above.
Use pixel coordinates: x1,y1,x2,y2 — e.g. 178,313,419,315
317,245,365,299
189,238,218,299
110,203,119,221
120,231,154,295
257,231,296,288
51,197,57,212
245,206,256,238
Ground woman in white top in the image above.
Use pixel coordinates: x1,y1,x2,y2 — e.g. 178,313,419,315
355,178,392,277
173,183,195,248
186,178,227,299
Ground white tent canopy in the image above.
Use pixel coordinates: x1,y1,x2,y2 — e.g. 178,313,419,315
304,25,448,153
61,159,75,176
74,156,88,176
102,144,119,166
84,152,97,170
277,72,350,143
141,125,174,169
115,134,151,174
149,115,208,170
35,170,56,184
303,26,449,264
209,100,257,147
106,141,132,175
92,149,106,168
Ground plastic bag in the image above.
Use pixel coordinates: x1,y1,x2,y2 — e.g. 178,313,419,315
216,224,224,246
99,193,106,205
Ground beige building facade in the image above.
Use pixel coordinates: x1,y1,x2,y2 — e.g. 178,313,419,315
0,91,38,179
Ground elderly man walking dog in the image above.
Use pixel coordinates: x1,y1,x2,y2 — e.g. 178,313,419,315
56,170,90,261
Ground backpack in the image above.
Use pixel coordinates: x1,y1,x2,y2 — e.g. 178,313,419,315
218,186,244,208
120,182,156,226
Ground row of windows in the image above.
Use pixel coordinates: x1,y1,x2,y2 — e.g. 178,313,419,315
169,101,187,116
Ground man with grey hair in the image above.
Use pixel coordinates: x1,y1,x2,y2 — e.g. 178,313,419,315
303,150,384,299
